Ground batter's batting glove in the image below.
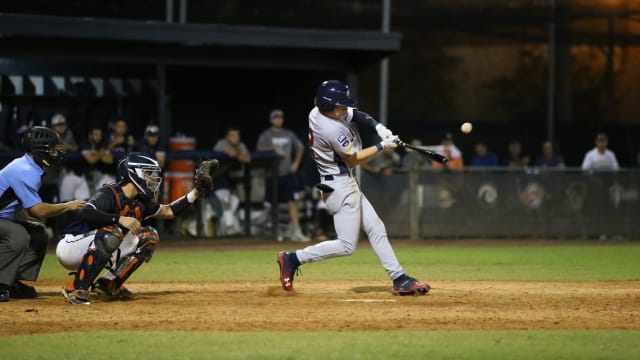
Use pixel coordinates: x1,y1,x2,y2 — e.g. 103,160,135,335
375,123,393,140
379,135,399,149
194,159,219,197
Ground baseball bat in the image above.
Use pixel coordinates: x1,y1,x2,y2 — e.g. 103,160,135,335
396,139,449,165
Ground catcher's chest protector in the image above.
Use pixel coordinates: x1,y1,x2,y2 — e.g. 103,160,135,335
106,185,144,220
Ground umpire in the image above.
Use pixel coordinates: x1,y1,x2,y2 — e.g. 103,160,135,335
0,126,85,302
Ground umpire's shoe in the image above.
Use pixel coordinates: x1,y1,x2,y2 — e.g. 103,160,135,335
9,281,38,299
0,284,10,302
277,251,300,291
392,274,430,296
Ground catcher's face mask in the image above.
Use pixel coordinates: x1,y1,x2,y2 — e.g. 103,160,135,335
139,167,162,197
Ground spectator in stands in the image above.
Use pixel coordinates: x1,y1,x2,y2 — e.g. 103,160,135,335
50,114,78,152
52,114,89,202
401,138,430,171
136,125,166,168
433,133,464,169
362,147,401,175
107,118,135,156
581,133,619,171
82,124,116,190
256,109,309,242
502,141,530,167
213,126,251,236
535,141,565,168
470,141,498,167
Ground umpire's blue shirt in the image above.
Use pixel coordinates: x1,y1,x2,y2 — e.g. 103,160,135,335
0,154,44,220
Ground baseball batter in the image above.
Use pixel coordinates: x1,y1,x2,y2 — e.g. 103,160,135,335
277,80,430,296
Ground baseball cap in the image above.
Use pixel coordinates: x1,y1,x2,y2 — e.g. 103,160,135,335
145,125,159,135
51,114,66,126
595,133,608,142
269,109,284,119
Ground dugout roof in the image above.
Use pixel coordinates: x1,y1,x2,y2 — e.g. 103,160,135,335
0,13,401,71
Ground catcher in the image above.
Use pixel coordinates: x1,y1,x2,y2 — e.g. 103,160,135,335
56,152,217,305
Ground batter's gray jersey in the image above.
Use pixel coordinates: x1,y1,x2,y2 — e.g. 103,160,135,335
295,106,405,281
256,128,303,176
308,107,362,176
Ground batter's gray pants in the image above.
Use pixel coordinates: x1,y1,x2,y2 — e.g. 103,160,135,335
0,218,49,286
295,175,405,280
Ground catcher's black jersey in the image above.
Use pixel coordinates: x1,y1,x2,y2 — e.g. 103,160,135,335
64,184,161,235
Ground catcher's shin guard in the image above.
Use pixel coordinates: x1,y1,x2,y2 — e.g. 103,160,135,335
67,226,123,291
107,226,159,290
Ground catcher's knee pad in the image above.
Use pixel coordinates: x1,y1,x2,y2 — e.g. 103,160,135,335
138,226,159,262
68,226,123,291
106,226,159,290
96,225,124,253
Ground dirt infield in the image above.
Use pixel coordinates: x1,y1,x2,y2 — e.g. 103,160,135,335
3,279,639,336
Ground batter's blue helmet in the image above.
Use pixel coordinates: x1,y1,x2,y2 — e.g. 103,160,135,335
315,80,357,113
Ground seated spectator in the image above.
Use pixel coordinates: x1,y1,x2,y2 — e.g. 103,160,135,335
470,142,498,167
82,124,116,190
581,133,619,171
502,141,530,167
535,141,565,168
58,160,90,201
106,118,135,157
136,125,166,168
51,114,79,152
433,133,464,169
401,138,431,171
362,147,401,176
213,126,251,236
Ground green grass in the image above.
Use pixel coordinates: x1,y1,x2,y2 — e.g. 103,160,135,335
16,244,640,358
1,330,638,359
40,244,640,282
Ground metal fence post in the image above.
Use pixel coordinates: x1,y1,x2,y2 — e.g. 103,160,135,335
409,167,419,240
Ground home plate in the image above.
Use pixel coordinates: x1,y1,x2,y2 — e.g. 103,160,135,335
341,299,397,302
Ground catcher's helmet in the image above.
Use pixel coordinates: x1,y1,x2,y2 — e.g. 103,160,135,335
22,126,64,168
315,80,357,113
117,152,162,200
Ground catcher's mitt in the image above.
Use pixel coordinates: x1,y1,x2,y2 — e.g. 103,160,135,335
194,159,219,196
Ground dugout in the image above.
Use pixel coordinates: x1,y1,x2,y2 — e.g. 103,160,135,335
0,12,400,149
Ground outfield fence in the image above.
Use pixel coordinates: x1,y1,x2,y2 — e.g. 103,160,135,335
362,168,640,239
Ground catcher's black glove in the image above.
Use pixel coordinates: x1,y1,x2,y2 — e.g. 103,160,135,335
194,159,219,196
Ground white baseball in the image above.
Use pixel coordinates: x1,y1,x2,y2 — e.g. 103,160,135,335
460,122,473,134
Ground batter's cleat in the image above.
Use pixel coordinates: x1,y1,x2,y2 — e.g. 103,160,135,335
92,278,134,300
277,251,299,291
9,281,38,299
392,275,430,296
62,288,91,305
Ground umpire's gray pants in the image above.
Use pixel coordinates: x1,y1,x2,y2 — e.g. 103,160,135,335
0,218,49,286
